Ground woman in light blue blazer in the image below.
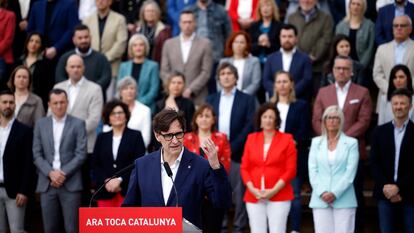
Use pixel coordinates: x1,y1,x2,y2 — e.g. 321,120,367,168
308,105,359,233
117,34,160,112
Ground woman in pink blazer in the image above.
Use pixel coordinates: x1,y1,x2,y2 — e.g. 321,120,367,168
241,103,297,233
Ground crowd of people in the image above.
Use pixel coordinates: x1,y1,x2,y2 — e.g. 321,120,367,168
1,0,414,232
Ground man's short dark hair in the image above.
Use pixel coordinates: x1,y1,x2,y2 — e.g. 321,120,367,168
280,24,298,36
153,109,186,133
0,89,14,98
216,62,239,80
48,89,68,101
391,88,413,104
180,9,195,17
74,24,90,33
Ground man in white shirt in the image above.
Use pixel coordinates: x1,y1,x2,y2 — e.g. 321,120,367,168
0,90,34,233
161,10,213,105
33,89,87,233
54,54,103,206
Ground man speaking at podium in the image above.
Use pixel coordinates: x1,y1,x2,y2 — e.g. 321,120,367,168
122,109,231,228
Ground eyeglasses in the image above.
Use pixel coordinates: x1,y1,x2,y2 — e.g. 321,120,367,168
159,131,184,141
393,24,409,28
333,66,351,71
326,116,340,121
110,111,125,116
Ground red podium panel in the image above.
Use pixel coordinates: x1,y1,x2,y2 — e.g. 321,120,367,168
79,207,182,233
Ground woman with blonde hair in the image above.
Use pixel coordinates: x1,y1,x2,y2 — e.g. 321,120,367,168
117,34,159,112
308,105,359,233
270,71,310,233
249,0,282,65
335,0,375,68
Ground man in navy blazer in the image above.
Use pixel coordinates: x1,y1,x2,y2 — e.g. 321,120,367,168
123,109,231,228
206,62,255,233
27,0,79,59
370,88,414,233
263,24,313,101
375,0,414,45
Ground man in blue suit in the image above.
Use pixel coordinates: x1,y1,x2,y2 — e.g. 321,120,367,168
167,0,197,36
375,0,414,45
27,0,79,59
263,24,313,101
122,109,231,228
206,62,255,233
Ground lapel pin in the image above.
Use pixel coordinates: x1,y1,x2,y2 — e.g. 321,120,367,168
188,165,191,169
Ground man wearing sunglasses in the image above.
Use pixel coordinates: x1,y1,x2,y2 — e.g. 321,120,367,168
122,109,231,229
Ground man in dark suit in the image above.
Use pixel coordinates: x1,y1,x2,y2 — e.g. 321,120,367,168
370,88,414,233
33,89,87,233
312,55,372,233
375,0,414,45
122,109,231,228
27,0,79,60
206,62,255,233
263,24,313,101
0,90,34,233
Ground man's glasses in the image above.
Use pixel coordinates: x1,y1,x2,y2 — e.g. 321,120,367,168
393,24,409,28
159,132,184,141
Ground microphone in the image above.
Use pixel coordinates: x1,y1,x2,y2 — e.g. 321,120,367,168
163,162,179,207
89,163,136,207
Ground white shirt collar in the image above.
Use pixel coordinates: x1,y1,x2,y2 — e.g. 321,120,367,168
68,76,85,87
75,47,93,57
335,80,352,92
280,47,296,55
52,114,67,124
0,118,15,130
160,147,184,165
179,33,196,43
221,86,237,96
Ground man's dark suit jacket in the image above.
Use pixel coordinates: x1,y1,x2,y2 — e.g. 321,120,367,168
375,2,414,45
122,148,232,228
27,0,79,54
3,120,34,198
262,50,313,100
92,128,146,199
206,90,255,163
370,120,414,203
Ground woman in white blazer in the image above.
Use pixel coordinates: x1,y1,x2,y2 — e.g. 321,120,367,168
308,105,359,233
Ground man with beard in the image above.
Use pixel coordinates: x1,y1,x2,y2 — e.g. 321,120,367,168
376,0,414,45
0,90,34,233
262,24,313,101
55,24,112,96
370,88,414,233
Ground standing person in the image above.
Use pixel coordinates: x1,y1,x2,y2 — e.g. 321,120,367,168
378,64,414,125
0,90,34,233
287,0,333,96
27,0,79,60
375,0,414,45
335,0,375,69
7,66,44,127
249,0,283,65
122,109,232,229
183,104,231,233
117,34,160,112
373,15,414,114
263,24,313,101
160,10,213,105
313,55,372,232
269,71,310,233
227,0,259,31
206,62,255,233
219,31,261,98
134,0,172,64
33,89,87,233
55,24,112,96
241,103,297,233
370,88,414,233
54,54,103,206
83,0,128,98
0,0,15,89
309,105,359,233
15,32,54,109
167,0,197,36
92,100,145,207
156,72,195,132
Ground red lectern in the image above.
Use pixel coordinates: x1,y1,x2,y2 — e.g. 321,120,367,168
79,207,182,233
